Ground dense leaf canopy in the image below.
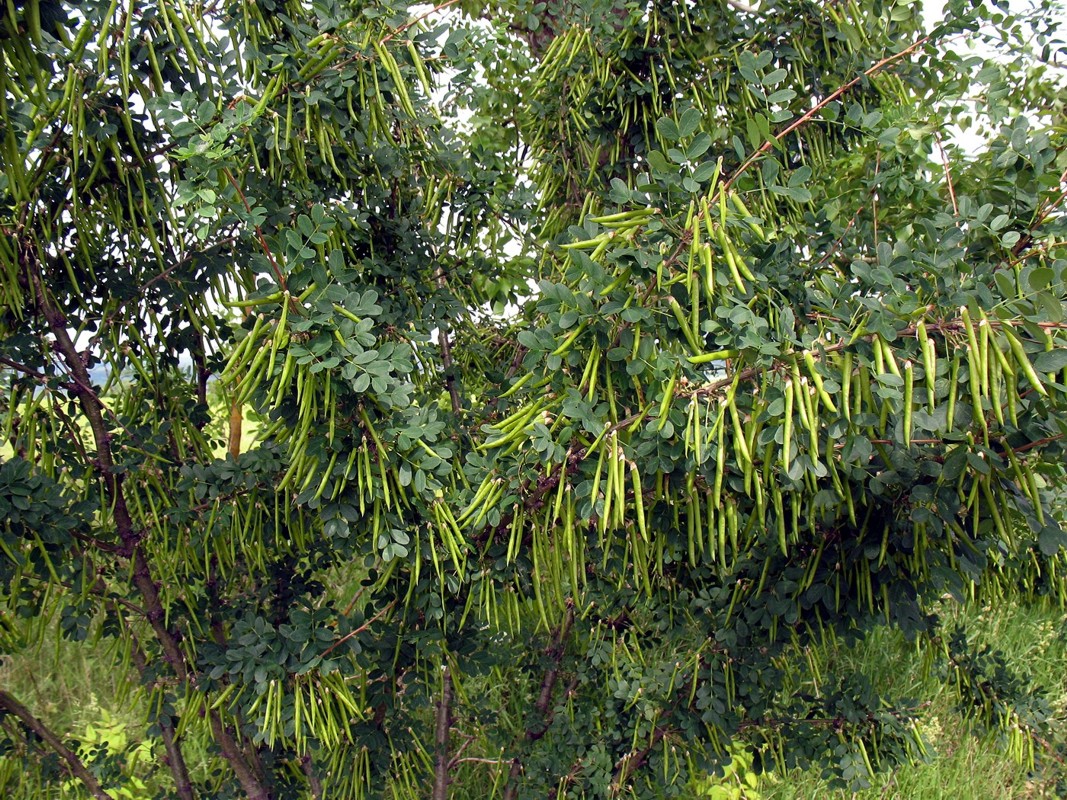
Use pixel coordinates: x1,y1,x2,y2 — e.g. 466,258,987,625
1,0,1066,797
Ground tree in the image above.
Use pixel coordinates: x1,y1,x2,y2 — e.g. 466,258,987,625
1,0,1066,796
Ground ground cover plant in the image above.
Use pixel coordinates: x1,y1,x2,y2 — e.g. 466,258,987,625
1,0,1067,797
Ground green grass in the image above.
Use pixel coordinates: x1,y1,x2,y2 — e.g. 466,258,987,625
754,601,1067,800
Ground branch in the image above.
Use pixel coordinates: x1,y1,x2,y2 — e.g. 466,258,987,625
432,665,453,800
0,354,52,382
478,311,1067,549
1015,164,1067,256
320,600,397,658
123,621,195,800
22,245,270,800
720,33,931,195
25,258,189,675
208,711,271,800
610,726,668,794
222,168,289,295
381,0,463,46
502,602,575,799
934,133,959,217
302,754,323,800
446,733,477,770
0,690,112,800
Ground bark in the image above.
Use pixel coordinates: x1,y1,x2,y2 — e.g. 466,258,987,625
431,665,454,800
125,621,196,800
302,754,323,800
502,603,575,799
209,711,272,800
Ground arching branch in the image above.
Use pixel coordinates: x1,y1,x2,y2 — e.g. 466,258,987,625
0,690,112,800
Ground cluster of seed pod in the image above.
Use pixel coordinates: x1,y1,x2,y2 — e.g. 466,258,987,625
459,174,1067,624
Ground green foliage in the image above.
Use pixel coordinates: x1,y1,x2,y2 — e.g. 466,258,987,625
1,0,1066,798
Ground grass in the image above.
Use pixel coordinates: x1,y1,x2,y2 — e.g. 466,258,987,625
754,601,1067,800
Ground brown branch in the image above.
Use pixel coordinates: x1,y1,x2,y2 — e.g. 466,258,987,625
446,733,477,770
1026,165,1067,237
320,600,397,658
934,133,959,217
610,726,669,794
478,310,1067,549
1010,433,1065,455
23,248,269,799
209,711,271,800
381,0,464,45
1001,239,1062,271
815,204,865,267
47,397,91,465
27,262,188,674
227,401,243,459
138,234,241,295
222,168,288,294
123,622,195,800
302,754,323,800
432,665,453,800
720,34,931,196
451,757,508,765
502,602,575,800
0,690,112,800
0,354,52,382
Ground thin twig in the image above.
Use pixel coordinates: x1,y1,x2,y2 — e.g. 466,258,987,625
657,31,934,274
934,133,959,216
435,265,462,415
446,733,477,769
502,602,575,799
722,35,931,194
122,621,196,800
0,354,51,382
320,600,398,658
451,757,508,765
815,203,865,267
871,153,881,246
222,168,288,294
381,0,464,45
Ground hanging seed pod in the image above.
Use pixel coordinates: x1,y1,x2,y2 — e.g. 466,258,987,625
959,309,988,437
712,400,728,509
667,296,704,355
902,361,914,447
803,348,838,414
916,321,937,411
772,483,787,556
781,379,794,474
1002,321,1049,397
840,351,854,421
